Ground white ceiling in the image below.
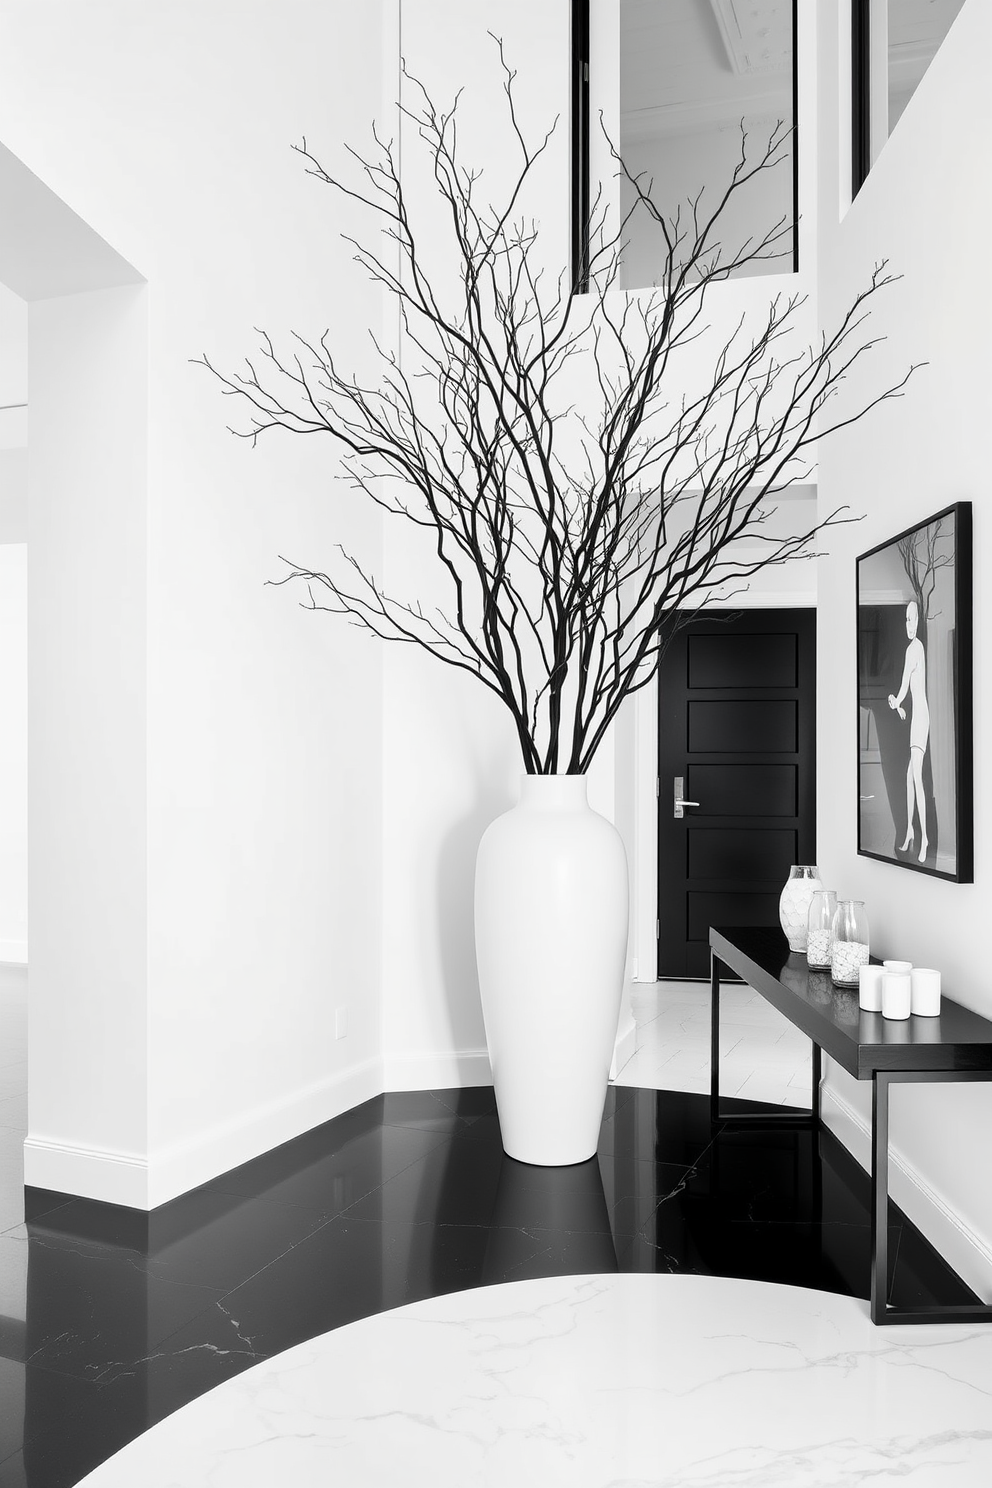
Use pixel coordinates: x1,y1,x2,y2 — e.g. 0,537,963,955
0,142,143,302
620,0,792,143
888,0,967,100
619,0,966,145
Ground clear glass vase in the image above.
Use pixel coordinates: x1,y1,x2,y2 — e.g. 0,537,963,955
778,865,822,953
806,889,837,969
830,900,870,987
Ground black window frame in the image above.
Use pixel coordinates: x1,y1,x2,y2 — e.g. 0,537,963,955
851,0,872,198
570,0,590,293
571,0,800,292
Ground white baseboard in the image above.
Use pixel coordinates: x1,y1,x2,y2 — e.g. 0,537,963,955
148,1055,385,1208
611,1012,638,1080
0,940,27,965
25,1054,386,1210
821,1080,992,1304
383,1047,492,1091
24,1135,149,1207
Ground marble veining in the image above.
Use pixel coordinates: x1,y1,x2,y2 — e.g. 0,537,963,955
615,979,813,1106
0,956,982,1487
76,1273,992,1486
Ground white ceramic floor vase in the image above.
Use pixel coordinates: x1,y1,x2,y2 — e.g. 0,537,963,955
475,773,629,1166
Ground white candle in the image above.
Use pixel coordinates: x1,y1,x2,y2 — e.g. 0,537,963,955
911,968,941,1017
883,960,913,974
882,971,911,1020
859,964,885,1012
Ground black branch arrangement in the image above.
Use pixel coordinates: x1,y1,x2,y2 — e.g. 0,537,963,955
196,46,918,775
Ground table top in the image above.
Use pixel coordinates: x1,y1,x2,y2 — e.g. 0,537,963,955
710,926,992,1078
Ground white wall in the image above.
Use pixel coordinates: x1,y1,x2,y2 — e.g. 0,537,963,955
0,280,27,449
382,0,823,1076
0,278,27,961
27,284,150,1193
380,0,571,1087
620,122,796,291
614,0,821,987
815,0,992,1296
0,0,387,1204
0,537,26,962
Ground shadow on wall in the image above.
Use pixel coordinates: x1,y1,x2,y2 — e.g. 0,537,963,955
435,773,516,1059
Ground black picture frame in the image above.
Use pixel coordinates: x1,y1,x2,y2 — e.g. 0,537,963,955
856,503,973,883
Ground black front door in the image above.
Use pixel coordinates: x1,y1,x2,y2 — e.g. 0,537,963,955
657,609,816,978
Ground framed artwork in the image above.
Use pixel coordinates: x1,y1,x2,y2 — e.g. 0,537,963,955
856,503,973,882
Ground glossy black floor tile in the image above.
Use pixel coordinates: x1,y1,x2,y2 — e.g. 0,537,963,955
380,1085,498,1132
341,1131,507,1226
2,1337,269,1488
0,1085,982,1487
196,1115,447,1214
0,1228,224,1379
26,1189,333,1292
0,1358,27,1467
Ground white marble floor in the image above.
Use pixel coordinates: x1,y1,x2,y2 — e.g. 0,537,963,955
614,977,814,1106
77,1271,992,1487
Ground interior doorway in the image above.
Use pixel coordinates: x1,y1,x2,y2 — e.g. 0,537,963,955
656,608,816,979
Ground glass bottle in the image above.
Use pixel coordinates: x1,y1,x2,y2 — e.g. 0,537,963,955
778,865,823,953
830,900,870,987
806,889,837,969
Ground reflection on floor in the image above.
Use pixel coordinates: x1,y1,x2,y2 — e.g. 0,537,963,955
615,978,813,1105
0,1085,981,1485
77,1272,992,1487
0,961,981,1486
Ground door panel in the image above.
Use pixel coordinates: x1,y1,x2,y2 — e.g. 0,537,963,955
687,764,797,818
688,632,798,688
658,610,816,978
687,891,782,941
688,827,797,882
687,699,798,753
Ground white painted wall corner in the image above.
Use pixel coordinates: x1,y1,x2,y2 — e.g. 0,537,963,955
821,1082,992,1305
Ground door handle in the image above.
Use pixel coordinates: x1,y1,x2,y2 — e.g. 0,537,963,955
673,776,701,819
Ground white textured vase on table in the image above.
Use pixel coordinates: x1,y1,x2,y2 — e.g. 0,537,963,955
778,865,822,952
475,774,628,1166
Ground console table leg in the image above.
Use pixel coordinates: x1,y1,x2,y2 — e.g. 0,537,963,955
710,952,721,1124
870,1072,891,1324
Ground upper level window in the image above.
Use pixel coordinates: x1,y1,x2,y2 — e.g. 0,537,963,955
852,0,966,198
574,1,797,292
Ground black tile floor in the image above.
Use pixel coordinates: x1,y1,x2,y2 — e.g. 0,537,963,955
0,1083,980,1487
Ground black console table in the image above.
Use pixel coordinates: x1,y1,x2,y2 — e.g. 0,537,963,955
710,925,992,1326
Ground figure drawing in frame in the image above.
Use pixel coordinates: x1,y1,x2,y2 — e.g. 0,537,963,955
857,503,972,882
887,597,930,862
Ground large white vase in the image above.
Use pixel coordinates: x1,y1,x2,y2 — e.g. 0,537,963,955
474,773,628,1166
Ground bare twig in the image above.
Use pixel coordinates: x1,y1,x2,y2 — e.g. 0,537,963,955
196,47,919,773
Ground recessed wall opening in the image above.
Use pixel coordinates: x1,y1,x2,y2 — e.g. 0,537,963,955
0,137,148,1208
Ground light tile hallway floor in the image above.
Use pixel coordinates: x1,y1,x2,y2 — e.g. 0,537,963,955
613,978,814,1107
